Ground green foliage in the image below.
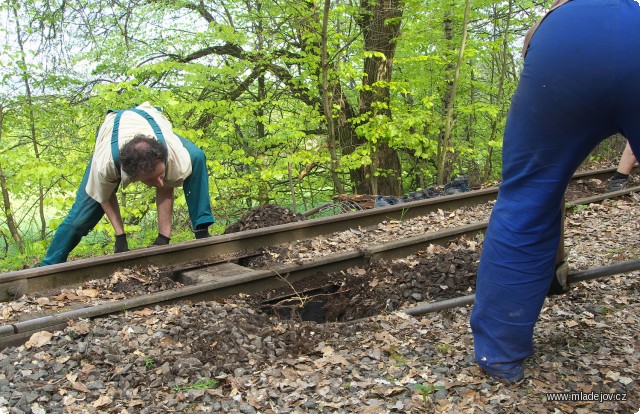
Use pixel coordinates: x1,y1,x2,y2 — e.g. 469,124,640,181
414,383,446,403
0,0,569,270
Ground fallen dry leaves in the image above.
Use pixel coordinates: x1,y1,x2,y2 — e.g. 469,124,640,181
1,194,639,413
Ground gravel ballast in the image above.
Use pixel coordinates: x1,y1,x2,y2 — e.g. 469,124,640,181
0,194,639,413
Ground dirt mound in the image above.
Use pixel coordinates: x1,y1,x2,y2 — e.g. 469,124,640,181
224,204,306,234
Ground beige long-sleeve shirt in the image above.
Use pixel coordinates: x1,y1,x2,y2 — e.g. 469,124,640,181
85,102,192,203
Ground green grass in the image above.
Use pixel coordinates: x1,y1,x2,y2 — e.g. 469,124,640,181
173,378,219,392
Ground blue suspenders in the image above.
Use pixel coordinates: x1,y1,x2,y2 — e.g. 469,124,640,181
110,107,167,170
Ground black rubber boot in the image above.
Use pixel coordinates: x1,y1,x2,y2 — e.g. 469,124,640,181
194,224,210,239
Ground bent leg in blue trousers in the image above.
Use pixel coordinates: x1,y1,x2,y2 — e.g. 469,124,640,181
177,135,215,230
42,161,107,266
471,0,640,377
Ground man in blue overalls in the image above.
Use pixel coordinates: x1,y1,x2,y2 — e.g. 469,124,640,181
471,0,640,383
42,102,214,265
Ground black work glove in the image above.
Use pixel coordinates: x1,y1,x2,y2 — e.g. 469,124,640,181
114,234,129,253
547,257,570,296
153,234,171,246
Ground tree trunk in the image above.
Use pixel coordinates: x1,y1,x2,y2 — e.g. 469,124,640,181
320,0,345,194
355,0,404,196
0,105,25,253
287,162,298,213
436,0,471,185
251,1,270,206
12,4,47,239
484,0,514,179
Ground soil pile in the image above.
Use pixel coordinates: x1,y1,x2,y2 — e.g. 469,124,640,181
223,204,305,234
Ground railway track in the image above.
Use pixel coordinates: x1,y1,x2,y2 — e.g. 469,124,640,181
1,166,640,350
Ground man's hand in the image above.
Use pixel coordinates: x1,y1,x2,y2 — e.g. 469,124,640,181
114,234,129,253
547,256,570,296
153,234,170,246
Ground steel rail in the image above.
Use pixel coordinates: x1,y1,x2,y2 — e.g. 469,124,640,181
0,221,488,349
2,166,636,301
403,259,640,316
3,224,639,349
0,188,498,301
2,190,639,348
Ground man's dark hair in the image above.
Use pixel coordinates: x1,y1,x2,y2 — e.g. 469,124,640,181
120,134,168,178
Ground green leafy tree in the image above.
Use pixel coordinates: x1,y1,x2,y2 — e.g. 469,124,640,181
0,0,559,270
